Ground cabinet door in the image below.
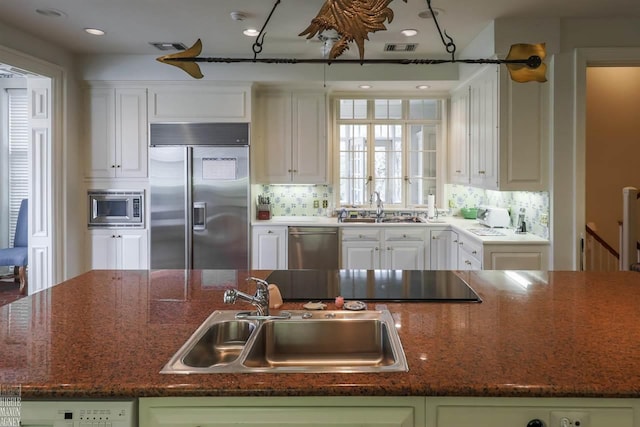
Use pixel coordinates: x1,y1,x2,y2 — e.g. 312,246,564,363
116,88,147,178
385,242,425,270
85,88,116,178
119,230,148,270
292,93,327,183
484,244,548,270
449,88,469,184
251,226,287,269
88,230,119,269
429,229,458,270
469,66,499,189
342,242,380,269
256,92,293,183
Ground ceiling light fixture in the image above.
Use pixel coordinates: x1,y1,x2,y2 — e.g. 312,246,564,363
230,11,247,21
156,0,547,84
243,28,260,37
416,85,431,89
359,85,372,89
401,29,418,37
84,28,105,36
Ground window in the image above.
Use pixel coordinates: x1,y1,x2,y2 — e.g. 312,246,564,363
336,97,442,208
5,88,28,246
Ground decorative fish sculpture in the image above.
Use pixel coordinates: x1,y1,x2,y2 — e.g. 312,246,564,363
299,0,408,61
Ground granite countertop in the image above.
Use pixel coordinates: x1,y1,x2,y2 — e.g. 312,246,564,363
1,269,638,399
252,216,549,244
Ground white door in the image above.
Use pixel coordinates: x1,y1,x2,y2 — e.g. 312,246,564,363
342,242,380,269
27,77,54,293
120,230,148,269
386,242,424,270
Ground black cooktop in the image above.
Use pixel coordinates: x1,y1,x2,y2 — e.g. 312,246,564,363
265,270,482,303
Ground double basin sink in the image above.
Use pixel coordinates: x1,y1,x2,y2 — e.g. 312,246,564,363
161,310,408,374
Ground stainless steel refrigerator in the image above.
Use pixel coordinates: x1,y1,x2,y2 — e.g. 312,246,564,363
149,123,249,269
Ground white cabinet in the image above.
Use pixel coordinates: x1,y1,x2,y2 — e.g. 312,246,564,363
147,85,251,122
483,243,549,270
254,90,327,184
449,65,548,191
427,397,634,427
140,396,425,427
251,225,287,269
469,66,499,188
429,228,458,270
456,233,483,270
449,88,469,184
342,227,426,269
85,87,148,178
87,229,148,270
384,229,426,270
342,228,383,269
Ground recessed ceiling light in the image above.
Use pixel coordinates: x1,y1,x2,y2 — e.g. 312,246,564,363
401,29,418,37
230,11,247,21
243,28,260,37
416,85,431,90
84,28,105,36
359,84,372,89
35,8,67,18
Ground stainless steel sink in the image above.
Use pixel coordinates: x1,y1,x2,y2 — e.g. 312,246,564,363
161,310,408,374
341,216,425,224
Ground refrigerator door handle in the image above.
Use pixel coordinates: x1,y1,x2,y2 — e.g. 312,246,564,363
193,202,206,230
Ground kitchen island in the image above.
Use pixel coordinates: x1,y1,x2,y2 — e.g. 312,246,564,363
2,269,640,400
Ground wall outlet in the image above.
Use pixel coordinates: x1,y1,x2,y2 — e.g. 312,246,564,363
313,200,319,209
540,213,549,226
550,411,590,427
322,200,328,208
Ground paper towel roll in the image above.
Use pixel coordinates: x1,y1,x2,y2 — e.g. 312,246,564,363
427,194,435,218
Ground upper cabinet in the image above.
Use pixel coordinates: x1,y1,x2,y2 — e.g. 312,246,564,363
449,65,548,191
147,85,251,123
253,90,327,184
85,87,148,179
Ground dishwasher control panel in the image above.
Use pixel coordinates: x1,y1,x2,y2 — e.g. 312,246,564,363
20,400,135,427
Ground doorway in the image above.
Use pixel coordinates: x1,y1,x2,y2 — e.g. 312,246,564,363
0,47,60,294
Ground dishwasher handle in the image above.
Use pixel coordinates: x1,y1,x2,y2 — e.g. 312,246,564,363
289,230,338,235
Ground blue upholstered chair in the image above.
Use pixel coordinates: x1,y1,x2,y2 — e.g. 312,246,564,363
0,199,28,294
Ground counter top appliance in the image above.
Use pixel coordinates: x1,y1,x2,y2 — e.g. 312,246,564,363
476,205,511,228
265,270,481,302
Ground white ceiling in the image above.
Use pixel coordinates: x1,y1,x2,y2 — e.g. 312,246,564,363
0,0,639,88
1,0,639,57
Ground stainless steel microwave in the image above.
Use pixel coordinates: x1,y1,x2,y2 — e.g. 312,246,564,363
88,190,144,228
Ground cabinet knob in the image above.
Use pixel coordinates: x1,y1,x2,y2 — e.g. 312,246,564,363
453,239,458,243
387,247,392,250
403,234,407,238
478,170,486,174
465,260,471,265
111,235,116,238
116,164,121,168
288,169,293,173
375,247,379,251
268,230,273,234
526,420,544,427
472,250,477,254
432,236,438,240
111,165,116,168
459,241,464,246
455,169,462,173
117,235,122,238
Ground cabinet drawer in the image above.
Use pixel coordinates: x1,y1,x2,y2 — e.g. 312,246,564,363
341,228,382,241
457,235,482,263
385,228,426,242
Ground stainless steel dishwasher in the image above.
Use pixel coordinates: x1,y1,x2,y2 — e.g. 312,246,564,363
288,226,340,269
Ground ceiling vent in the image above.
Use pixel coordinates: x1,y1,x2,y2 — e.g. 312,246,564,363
384,43,418,52
149,42,187,51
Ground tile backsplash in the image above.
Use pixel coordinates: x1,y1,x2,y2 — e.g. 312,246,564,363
255,184,334,216
255,183,550,239
446,184,550,239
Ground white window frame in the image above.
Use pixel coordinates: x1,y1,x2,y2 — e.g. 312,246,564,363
332,96,447,209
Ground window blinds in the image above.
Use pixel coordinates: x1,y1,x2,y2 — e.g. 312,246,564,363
7,88,28,246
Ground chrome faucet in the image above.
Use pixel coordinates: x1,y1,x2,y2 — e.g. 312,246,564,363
373,191,384,220
223,277,270,316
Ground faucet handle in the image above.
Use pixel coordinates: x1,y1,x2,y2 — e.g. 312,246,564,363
247,276,269,292
223,288,238,304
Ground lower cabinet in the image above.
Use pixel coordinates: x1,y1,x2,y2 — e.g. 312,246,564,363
87,229,148,269
427,397,635,427
341,227,426,269
483,244,549,270
251,225,287,269
456,233,483,270
139,396,426,427
428,228,458,270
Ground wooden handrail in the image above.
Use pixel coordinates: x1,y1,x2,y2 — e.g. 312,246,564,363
586,223,619,259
